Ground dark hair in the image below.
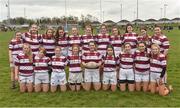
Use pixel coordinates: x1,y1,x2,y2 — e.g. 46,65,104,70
55,26,66,44
105,44,115,58
89,41,97,51
125,23,133,33
44,27,55,39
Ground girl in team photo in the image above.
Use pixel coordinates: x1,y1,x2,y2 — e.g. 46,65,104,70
118,43,135,92
149,44,167,94
55,26,69,57
22,24,41,55
123,24,138,53
68,27,82,55
50,46,68,92
137,26,151,53
41,27,56,58
33,47,51,92
134,42,150,92
82,41,102,91
110,26,123,57
67,44,83,91
9,31,23,89
96,24,110,57
14,43,34,93
102,45,118,92
81,25,95,54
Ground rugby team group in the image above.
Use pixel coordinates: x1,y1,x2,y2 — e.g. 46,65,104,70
8,23,172,96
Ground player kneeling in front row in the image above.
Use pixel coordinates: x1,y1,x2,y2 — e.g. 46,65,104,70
134,42,150,92
82,41,102,91
34,47,51,92
149,44,172,96
118,43,135,92
50,46,68,92
67,44,83,91
15,43,34,93
102,45,118,92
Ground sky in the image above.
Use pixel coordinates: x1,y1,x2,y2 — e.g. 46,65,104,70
0,0,180,22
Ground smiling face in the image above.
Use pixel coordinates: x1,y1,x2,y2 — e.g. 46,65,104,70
30,24,38,34
138,43,146,52
39,50,45,58
112,28,119,36
89,42,96,52
58,29,64,37
72,27,78,36
15,32,22,40
55,47,61,57
85,27,92,35
140,29,147,36
107,47,113,56
46,29,53,37
154,27,162,36
72,46,79,55
23,44,30,54
127,26,133,33
151,45,160,55
124,43,131,53
100,25,107,35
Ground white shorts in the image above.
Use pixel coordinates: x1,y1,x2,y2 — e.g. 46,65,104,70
150,72,165,84
135,71,149,82
103,72,117,85
19,75,33,83
84,69,100,83
34,72,49,85
119,68,135,81
51,72,67,86
68,72,83,84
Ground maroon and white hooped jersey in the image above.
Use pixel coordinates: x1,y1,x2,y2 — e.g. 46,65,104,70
118,52,134,69
150,54,167,73
110,35,123,56
81,35,95,51
57,36,68,49
41,35,55,55
22,32,41,55
33,55,51,73
82,51,102,65
9,38,23,55
151,34,170,53
96,34,110,51
67,54,82,73
15,53,34,76
123,32,138,49
68,35,82,52
134,50,150,73
103,55,118,72
51,55,67,72
137,35,151,49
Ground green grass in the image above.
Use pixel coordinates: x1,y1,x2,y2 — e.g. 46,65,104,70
0,29,180,107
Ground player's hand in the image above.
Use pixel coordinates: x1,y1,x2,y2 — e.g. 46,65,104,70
159,78,163,85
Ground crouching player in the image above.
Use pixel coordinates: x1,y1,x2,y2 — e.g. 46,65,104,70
15,43,34,93
134,42,150,92
118,43,135,92
50,46,68,92
82,41,102,91
150,44,169,95
34,47,51,92
67,44,83,91
102,45,118,92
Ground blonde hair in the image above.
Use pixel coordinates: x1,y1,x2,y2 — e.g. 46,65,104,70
151,43,160,55
23,43,33,63
39,46,46,55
